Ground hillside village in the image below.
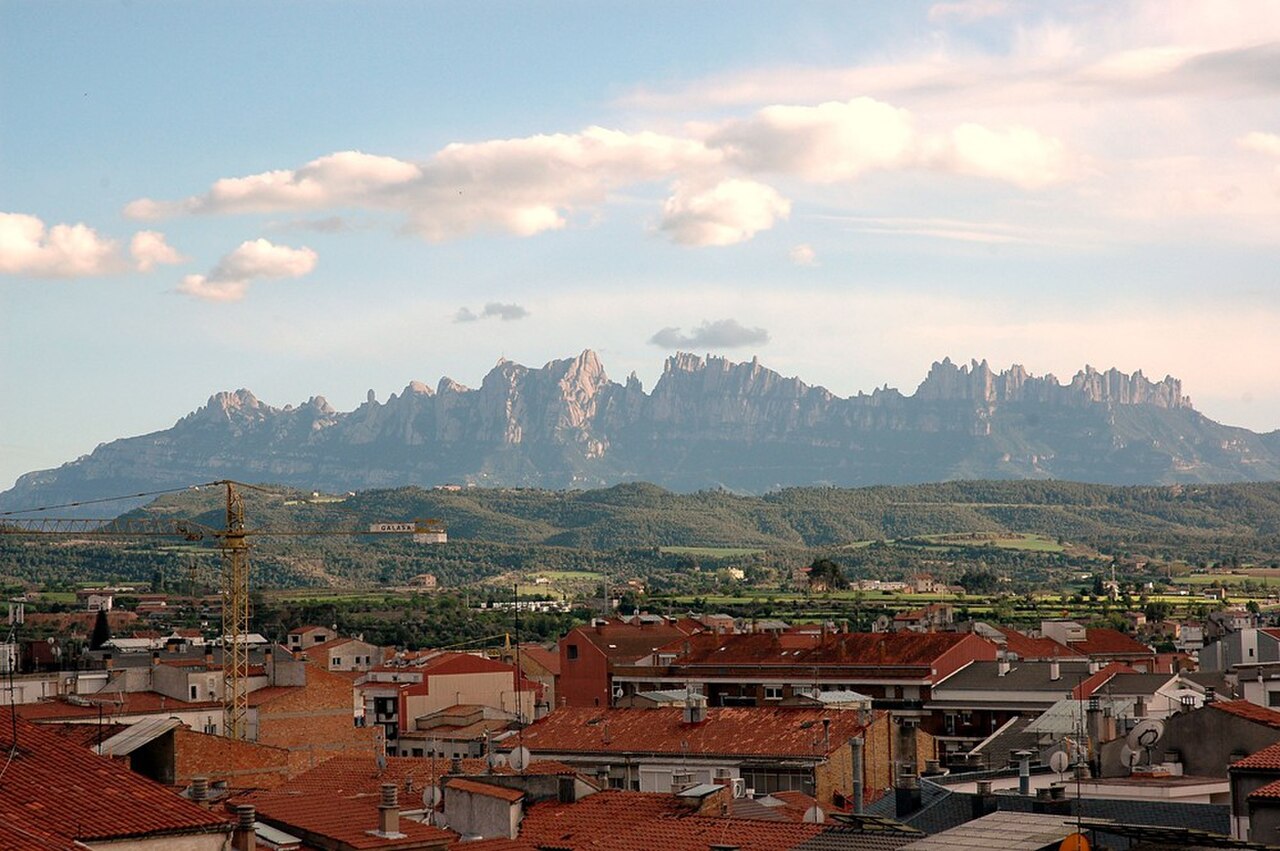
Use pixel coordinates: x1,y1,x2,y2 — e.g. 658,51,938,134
7,577,1280,850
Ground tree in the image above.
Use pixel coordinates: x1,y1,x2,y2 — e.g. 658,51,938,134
807,558,846,591
89,608,111,651
958,568,999,595
1092,574,1106,597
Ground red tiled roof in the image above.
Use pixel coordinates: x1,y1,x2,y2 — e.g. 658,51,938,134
508,706,872,759
371,650,514,676
1071,629,1153,657
1070,662,1137,698
280,754,574,796
0,710,229,844
47,721,130,748
288,625,329,635
305,635,376,654
447,777,525,802
518,790,826,851
1250,778,1280,799
996,628,1083,660
1232,741,1280,770
519,643,561,675
672,631,985,671
243,790,453,849
17,691,223,721
568,620,701,664
1210,700,1280,730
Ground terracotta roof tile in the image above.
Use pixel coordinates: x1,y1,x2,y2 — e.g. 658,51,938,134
996,628,1083,660
280,754,574,796
0,710,229,844
519,790,826,851
1232,741,1280,770
1210,699,1280,730
509,706,872,759
447,777,526,802
569,620,701,664
519,644,561,675
672,631,988,671
1250,777,1280,799
242,790,453,849
1071,629,1153,657
16,690,224,721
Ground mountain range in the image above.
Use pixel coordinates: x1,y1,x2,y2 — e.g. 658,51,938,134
3,351,1279,512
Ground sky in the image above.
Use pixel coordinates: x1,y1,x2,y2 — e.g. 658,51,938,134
3,0,1280,490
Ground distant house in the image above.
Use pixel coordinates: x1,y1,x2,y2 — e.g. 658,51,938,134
287,624,337,650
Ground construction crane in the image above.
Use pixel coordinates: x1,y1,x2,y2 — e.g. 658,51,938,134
0,479,437,739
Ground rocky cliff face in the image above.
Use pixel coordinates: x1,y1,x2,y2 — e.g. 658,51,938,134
2,351,1276,512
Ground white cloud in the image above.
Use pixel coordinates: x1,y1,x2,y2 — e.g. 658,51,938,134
927,123,1069,188
710,97,916,182
789,243,817,265
129,129,722,243
1239,131,1280,158
0,212,121,277
660,179,790,246
176,238,317,302
129,230,185,272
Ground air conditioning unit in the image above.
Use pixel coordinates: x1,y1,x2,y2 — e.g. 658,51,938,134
612,687,624,700
731,778,746,798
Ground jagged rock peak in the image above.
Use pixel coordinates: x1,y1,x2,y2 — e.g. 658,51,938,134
403,380,433,396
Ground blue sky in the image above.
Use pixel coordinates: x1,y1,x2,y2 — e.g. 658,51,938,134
3,0,1280,489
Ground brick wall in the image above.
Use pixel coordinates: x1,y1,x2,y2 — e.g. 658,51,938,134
813,713,937,808
173,726,290,790
255,663,379,775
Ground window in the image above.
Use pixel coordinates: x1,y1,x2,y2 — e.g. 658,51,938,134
567,644,579,661
412,748,424,757
764,686,783,701
190,685,198,700
333,657,342,666
1269,691,1280,708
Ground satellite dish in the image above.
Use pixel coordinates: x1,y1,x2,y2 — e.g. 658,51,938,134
1126,719,1165,752
510,746,532,771
803,805,826,823
1118,745,1139,769
487,751,508,769
421,785,441,808
1049,750,1070,774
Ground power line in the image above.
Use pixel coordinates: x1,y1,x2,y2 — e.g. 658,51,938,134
0,482,222,517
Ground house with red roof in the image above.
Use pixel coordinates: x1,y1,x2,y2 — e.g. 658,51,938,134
361,651,541,755
1039,620,1157,671
558,616,702,708
612,629,997,713
0,710,231,849
505,703,926,809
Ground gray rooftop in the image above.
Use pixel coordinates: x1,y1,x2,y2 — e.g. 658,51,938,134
897,812,1083,851
934,661,1093,694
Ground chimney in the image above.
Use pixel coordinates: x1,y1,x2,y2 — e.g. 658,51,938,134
1204,686,1216,704
850,737,864,815
895,765,922,817
973,778,997,818
1049,659,1060,682
151,650,160,667
204,649,214,667
1134,695,1147,718
103,652,113,671
265,647,275,685
374,783,404,838
232,804,255,851
1086,697,1104,746
190,776,209,806
997,659,1010,677
1015,750,1032,796
683,692,705,724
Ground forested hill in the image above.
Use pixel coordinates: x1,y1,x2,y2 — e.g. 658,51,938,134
125,479,1280,559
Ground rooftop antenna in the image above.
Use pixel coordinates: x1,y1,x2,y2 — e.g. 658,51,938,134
513,583,523,724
